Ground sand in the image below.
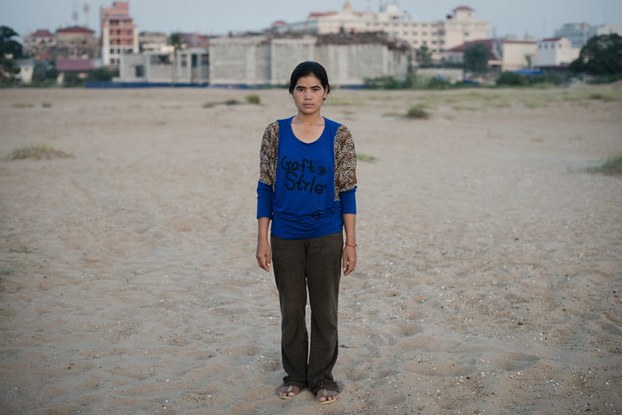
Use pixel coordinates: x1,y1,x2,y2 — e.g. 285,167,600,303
0,84,621,415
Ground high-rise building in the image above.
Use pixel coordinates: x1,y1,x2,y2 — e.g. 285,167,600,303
100,1,138,67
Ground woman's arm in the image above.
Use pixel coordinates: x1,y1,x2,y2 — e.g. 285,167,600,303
342,213,356,276
256,217,272,272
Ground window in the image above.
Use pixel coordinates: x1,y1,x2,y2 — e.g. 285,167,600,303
135,65,144,77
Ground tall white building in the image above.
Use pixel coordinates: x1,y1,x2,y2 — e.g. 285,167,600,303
100,1,138,67
554,23,622,49
273,1,489,60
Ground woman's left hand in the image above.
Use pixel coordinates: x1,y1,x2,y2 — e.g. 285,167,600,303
342,245,357,276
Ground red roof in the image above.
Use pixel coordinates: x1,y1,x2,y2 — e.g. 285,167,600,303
501,39,537,45
55,58,97,72
541,37,562,42
308,11,337,19
31,29,54,38
57,26,95,35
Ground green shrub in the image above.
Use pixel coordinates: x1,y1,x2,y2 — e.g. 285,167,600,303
246,94,261,104
496,71,528,86
406,105,430,119
591,153,622,175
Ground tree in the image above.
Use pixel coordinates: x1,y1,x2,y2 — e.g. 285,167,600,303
0,26,24,85
415,45,433,68
570,34,622,76
464,43,489,74
168,32,185,82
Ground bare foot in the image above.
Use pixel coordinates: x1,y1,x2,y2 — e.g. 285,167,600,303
276,384,302,399
316,388,339,404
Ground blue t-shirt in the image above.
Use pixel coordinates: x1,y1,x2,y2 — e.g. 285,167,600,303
257,116,356,240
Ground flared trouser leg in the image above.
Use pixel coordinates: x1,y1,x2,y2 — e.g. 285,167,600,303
271,232,343,391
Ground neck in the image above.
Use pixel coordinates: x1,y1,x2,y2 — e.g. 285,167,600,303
294,112,323,125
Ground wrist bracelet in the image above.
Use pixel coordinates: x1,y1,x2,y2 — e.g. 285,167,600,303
345,242,357,248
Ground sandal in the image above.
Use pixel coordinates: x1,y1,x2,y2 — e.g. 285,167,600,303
276,384,302,400
316,388,339,404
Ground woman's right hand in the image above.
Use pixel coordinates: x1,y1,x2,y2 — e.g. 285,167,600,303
256,239,272,272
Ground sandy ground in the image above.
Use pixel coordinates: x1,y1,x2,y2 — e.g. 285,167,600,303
0,84,621,415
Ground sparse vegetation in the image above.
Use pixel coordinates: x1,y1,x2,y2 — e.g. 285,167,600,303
357,153,378,163
4,144,73,161
588,153,622,176
41,102,52,108
12,103,34,108
406,105,430,119
246,94,261,105
9,245,32,254
203,99,242,108
0,265,14,276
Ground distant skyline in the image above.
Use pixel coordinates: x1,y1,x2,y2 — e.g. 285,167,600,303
2,0,621,40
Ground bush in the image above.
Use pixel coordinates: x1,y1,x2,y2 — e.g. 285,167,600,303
246,94,261,104
4,144,73,161
496,71,528,86
364,75,405,89
88,67,118,82
590,153,622,175
406,105,430,119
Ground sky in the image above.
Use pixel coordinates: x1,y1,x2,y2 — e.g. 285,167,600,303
2,0,621,40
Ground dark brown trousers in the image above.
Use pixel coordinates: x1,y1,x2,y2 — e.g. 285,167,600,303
270,232,343,393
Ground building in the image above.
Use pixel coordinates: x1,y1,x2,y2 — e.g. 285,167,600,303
55,58,99,84
23,29,55,61
443,38,537,72
554,23,622,49
100,1,138,67
589,23,622,39
55,26,99,59
536,37,580,67
554,23,591,48
138,31,173,53
118,49,209,84
208,32,410,87
273,1,489,61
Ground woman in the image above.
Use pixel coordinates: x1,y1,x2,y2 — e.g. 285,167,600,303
255,61,357,404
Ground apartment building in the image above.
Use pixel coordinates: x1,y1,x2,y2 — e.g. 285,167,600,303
273,1,489,60
100,1,138,67
23,29,56,61
55,26,99,59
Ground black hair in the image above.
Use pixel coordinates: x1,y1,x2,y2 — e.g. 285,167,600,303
288,61,331,95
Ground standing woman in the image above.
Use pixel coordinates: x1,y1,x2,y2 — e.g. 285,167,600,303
256,61,357,404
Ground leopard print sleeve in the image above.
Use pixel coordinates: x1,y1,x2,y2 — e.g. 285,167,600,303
333,124,357,201
259,121,279,186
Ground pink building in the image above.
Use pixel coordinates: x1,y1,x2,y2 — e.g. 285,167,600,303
100,1,138,67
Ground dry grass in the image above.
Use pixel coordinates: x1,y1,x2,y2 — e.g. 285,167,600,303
4,144,74,161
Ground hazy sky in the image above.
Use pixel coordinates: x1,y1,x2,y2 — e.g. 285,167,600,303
2,0,621,40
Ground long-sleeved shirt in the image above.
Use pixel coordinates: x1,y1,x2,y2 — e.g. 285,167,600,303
257,116,357,240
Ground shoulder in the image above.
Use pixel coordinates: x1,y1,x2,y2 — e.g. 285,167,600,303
323,117,351,139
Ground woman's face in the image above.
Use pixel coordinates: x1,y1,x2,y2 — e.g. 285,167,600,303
291,74,327,116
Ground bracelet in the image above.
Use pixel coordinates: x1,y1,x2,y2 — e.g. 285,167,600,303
345,242,357,248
